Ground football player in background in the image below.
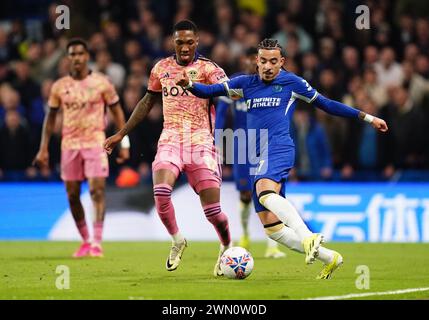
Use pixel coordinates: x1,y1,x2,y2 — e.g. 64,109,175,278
34,38,129,258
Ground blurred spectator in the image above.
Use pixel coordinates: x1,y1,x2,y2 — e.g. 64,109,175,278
91,50,126,90
141,22,166,59
284,32,301,63
341,91,387,180
370,6,393,48
227,24,248,60
124,39,143,72
402,60,429,106
215,1,235,41
403,43,420,64
56,56,70,78
341,46,361,89
316,69,347,168
0,28,19,63
362,67,388,108
382,86,426,174
320,5,344,44
0,85,25,122
290,105,332,181
318,37,340,72
342,75,363,107
398,13,416,47
415,18,429,53
318,68,342,101
301,52,319,84
210,42,234,75
374,47,404,88
103,21,126,64
363,45,379,69
271,12,313,54
0,110,35,180
415,54,429,79
89,32,108,55
39,38,64,80
11,61,40,109
25,42,43,83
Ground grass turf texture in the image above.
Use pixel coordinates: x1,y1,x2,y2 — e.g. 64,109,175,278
1,242,429,300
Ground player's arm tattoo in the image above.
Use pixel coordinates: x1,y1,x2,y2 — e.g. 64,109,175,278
39,107,58,150
118,91,160,136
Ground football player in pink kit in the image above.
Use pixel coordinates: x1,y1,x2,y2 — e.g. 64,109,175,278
34,39,129,258
104,20,232,276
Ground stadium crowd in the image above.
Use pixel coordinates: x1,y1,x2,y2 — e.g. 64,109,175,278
0,0,429,183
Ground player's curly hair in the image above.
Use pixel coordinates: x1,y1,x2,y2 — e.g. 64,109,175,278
173,19,198,34
66,38,89,52
257,38,286,57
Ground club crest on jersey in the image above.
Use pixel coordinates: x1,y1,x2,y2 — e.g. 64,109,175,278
188,69,198,80
273,85,282,92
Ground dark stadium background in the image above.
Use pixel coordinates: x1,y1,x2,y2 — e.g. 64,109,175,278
0,0,429,242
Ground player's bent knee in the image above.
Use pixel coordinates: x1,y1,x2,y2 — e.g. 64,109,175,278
195,180,220,196
258,190,277,206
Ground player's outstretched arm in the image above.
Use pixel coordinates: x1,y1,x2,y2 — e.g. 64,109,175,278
312,94,388,133
357,111,388,132
108,102,130,163
104,92,160,154
33,108,58,169
175,70,227,98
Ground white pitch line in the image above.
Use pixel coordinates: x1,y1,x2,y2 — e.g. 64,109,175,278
306,287,429,300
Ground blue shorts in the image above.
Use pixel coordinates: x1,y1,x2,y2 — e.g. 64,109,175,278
251,145,295,213
231,138,252,192
233,163,252,192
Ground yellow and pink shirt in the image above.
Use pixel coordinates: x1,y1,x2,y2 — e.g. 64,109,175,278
148,55,227,146
48,71,119,150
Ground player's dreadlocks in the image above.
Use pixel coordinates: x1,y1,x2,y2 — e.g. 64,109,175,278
257,38,286,57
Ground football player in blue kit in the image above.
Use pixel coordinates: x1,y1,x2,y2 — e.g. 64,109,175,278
215,48,286,259
176,39,388,279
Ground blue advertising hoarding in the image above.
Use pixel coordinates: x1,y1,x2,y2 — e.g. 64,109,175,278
0,182,428,242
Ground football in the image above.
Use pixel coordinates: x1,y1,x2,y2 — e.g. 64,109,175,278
220,247,254,279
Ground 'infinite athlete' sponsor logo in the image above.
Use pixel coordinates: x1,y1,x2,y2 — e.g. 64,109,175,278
246,97,281,108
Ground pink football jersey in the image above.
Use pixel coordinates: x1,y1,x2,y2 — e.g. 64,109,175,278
48,71,119,150
148,55,227,146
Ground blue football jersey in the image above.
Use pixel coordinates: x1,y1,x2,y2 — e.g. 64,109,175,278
226,70,318,155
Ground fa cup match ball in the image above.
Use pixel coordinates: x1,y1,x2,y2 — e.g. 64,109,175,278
220,247,254,279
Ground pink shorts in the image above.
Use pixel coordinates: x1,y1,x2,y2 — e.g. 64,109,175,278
152,144,222,193
61,147,109,181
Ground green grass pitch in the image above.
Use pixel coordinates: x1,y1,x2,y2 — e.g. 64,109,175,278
1,242,429,300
